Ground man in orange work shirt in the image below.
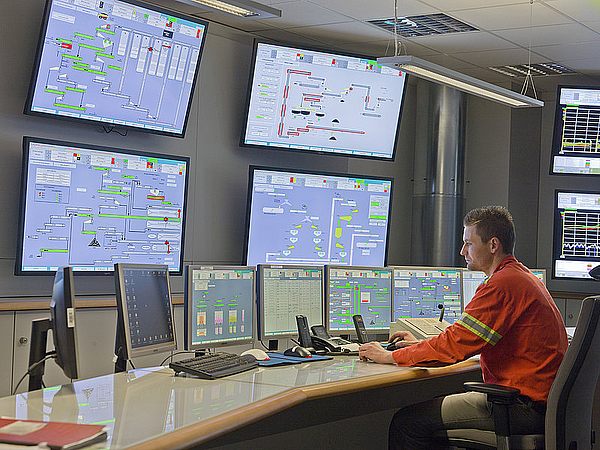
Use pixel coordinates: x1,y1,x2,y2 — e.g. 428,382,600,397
359,206,568,450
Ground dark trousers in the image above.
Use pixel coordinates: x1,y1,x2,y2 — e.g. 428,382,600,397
388,392,545,450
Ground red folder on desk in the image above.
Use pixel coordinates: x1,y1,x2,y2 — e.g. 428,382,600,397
0,418,107,449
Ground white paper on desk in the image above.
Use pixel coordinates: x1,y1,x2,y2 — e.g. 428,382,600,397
0,444,49,449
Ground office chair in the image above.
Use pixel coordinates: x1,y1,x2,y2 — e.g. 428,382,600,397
436,295,600,450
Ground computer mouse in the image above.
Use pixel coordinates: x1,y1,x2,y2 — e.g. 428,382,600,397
240,348,270,361
386,342,397,351
284,346,312,358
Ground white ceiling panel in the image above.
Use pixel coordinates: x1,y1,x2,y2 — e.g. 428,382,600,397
252,27,328,46
288,21,395,44
449,3,571,30
451,47,544,67
533,41,600,61
258,0,351,28
420,53,481,70
420,0,530,12
306,0,437,20
406,31,517,54
540,0,600,23
494,23,600,47
554,58,600,74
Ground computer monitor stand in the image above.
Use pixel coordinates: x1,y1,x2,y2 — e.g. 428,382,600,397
114,314,128,373
28,318,53,391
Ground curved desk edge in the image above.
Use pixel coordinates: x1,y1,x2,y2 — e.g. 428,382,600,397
129,359,480,450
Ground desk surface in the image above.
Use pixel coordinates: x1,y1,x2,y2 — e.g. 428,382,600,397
0,357,480,449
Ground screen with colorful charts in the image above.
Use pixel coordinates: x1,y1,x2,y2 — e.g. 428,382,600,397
185,266,255,349
25,0,208,137
326,266,392,333
551,86,600,176
553,190,600,279
16,137,189,274
245,167,393,267
242,42,407,159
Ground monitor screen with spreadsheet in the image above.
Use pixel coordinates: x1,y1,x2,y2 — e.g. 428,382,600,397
257,265,323,339
326,266,392,333
245,166,393,267
553,190,600,279
185,265,255,349
392,267,463,324
114,263,176,361
551,86,600,176
15,137,189,275
241,41,407,160
25,0,208,137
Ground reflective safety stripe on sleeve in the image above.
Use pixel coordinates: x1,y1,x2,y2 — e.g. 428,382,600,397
457,312,502,346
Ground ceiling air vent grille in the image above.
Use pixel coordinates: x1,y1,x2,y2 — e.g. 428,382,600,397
368,13,478,38
489,62,576,78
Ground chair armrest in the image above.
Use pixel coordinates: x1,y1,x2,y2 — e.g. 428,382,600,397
464,382,521,405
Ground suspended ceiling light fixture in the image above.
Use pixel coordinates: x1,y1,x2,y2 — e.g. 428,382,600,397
178,0,281,18
379,0,543,108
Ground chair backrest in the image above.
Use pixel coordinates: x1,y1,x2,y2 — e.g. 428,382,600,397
545,296,600,450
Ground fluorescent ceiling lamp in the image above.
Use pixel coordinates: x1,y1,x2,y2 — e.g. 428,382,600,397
378,55,543,108
180,0,281,18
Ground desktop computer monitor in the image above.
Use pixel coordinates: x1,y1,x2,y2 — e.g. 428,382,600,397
392,267,463,324
114,263,176,371
532,269,546,284
462,268,547,307
257,265,323,339
326,266,392,334
185,265,255,350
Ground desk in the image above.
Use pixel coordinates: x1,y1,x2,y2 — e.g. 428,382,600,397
0,357,481,449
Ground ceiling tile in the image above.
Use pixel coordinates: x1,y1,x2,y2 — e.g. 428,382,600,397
406,31,516,54
554,58,600,73
255,0,351,28
252,28,328,46
288,21,392,44
494,23,600,47
451,47,544,67
420,53,481,70
459,67,515,85
579,21,600,34
336,39,440,58
540,0,600,23
305,0,437,21
196,12,275,31
533,41,600,61
420,0,530,11
449,2,571,30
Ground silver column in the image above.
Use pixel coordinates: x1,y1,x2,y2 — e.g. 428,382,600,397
411,81,466,266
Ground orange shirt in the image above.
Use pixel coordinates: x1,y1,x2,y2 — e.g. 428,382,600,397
391,256,568,403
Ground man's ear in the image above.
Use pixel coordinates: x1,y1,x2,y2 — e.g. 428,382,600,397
489,237,502,254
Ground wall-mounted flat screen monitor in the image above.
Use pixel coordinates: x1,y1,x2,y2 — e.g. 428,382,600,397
553,190,600,279
551,86,600,175
257,265,323,339
25,0,208,137
325,266,392,334
114,263,176,361
392,266,463,323
245,166,393,267
241,41,407,160
16,137,189,275
185,265,255,350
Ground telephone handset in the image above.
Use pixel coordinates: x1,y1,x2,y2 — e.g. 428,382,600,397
352,314,370,344
295,316,341,353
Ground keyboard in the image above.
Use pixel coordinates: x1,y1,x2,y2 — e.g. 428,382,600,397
169,352,258,379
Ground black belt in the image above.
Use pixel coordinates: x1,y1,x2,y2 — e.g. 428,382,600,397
518,395,546,415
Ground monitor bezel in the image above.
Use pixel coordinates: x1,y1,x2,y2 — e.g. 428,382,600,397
257,264,324,340
549,84,600,177
15,136,191,276
114,263,177,359
389,265,464,322
23,0,209,139
552,189,600,280
50,266,80,380
243,165,394,267
239,39,408,161
325,264,393,335
184,264,256,350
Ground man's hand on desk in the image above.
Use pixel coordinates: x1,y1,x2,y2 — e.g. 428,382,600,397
358,342,395,364
388,331,421,349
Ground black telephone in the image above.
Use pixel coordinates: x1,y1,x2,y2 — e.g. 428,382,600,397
295,315,340,353
352,314,370,344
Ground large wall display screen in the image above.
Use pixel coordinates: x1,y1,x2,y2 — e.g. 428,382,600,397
242,42,407,159
25,0,208,137
551,86,600,175
246,167,393,267
553,190,600,279
16,137,189,274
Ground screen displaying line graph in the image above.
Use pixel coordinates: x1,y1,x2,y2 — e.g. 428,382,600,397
553,191,600,279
